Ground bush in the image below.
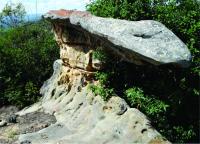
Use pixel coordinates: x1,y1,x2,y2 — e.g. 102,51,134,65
92,48,108,63
125,87,169,116
0,20,59,108
90,85,114,101
90,72,114,101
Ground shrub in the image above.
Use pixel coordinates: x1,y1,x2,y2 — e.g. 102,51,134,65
125,87,169,116
92,48,108,63
90,71,114,101
0,20,59,108
90,85,114,101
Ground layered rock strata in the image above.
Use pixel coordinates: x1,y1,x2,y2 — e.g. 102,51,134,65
14,9,193,144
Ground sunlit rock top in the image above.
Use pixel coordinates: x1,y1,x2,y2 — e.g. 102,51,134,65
43,9,191,68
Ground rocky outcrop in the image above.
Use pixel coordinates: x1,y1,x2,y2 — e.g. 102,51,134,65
0,106,56,144
18,60,169,144
14,9,193,144
43,9,191,68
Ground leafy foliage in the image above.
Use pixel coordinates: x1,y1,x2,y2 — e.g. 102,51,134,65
0,20,59,108
90,72,114,101
92,48,108,63
90,85,114,101
125,87,169,116
172,126,196,143
95,72,110,85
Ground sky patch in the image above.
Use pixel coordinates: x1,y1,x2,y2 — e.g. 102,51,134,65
0,0,90,15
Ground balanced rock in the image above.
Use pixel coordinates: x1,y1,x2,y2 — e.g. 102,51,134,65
15,9,185,144
43,9,191,68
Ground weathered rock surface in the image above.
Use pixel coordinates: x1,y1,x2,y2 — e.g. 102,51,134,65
17,60,169,144
43,9,191,68
0,106,56,144
13,9,183,144
0,120,7,127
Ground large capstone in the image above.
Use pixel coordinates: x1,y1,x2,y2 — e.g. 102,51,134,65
43,9,191,69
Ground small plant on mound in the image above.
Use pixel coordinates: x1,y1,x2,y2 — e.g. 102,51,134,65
90,48,114,101
90,72,114,101
92,47,108,63
90,85,114,101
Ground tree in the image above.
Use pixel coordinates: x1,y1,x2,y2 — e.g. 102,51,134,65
0,20,59,108
0,3,26,28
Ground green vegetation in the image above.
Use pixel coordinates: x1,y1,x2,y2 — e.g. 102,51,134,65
87,0,199,143
125,87,169,116
92,48,108,63
0,3,59,108
90,72,114,101
90,50,114,101
8,130,18,139
0,20,59,108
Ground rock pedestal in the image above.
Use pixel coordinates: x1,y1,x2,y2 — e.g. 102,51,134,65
15,9,193,144
18,60,170,144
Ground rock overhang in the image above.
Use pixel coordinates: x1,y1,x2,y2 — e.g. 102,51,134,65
43,9,192,68
16,9,177,144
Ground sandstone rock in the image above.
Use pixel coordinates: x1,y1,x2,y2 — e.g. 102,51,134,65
15,9,177,144
18,60,170,144
43,9,191,68
0,106,57,144
0,119,7,127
